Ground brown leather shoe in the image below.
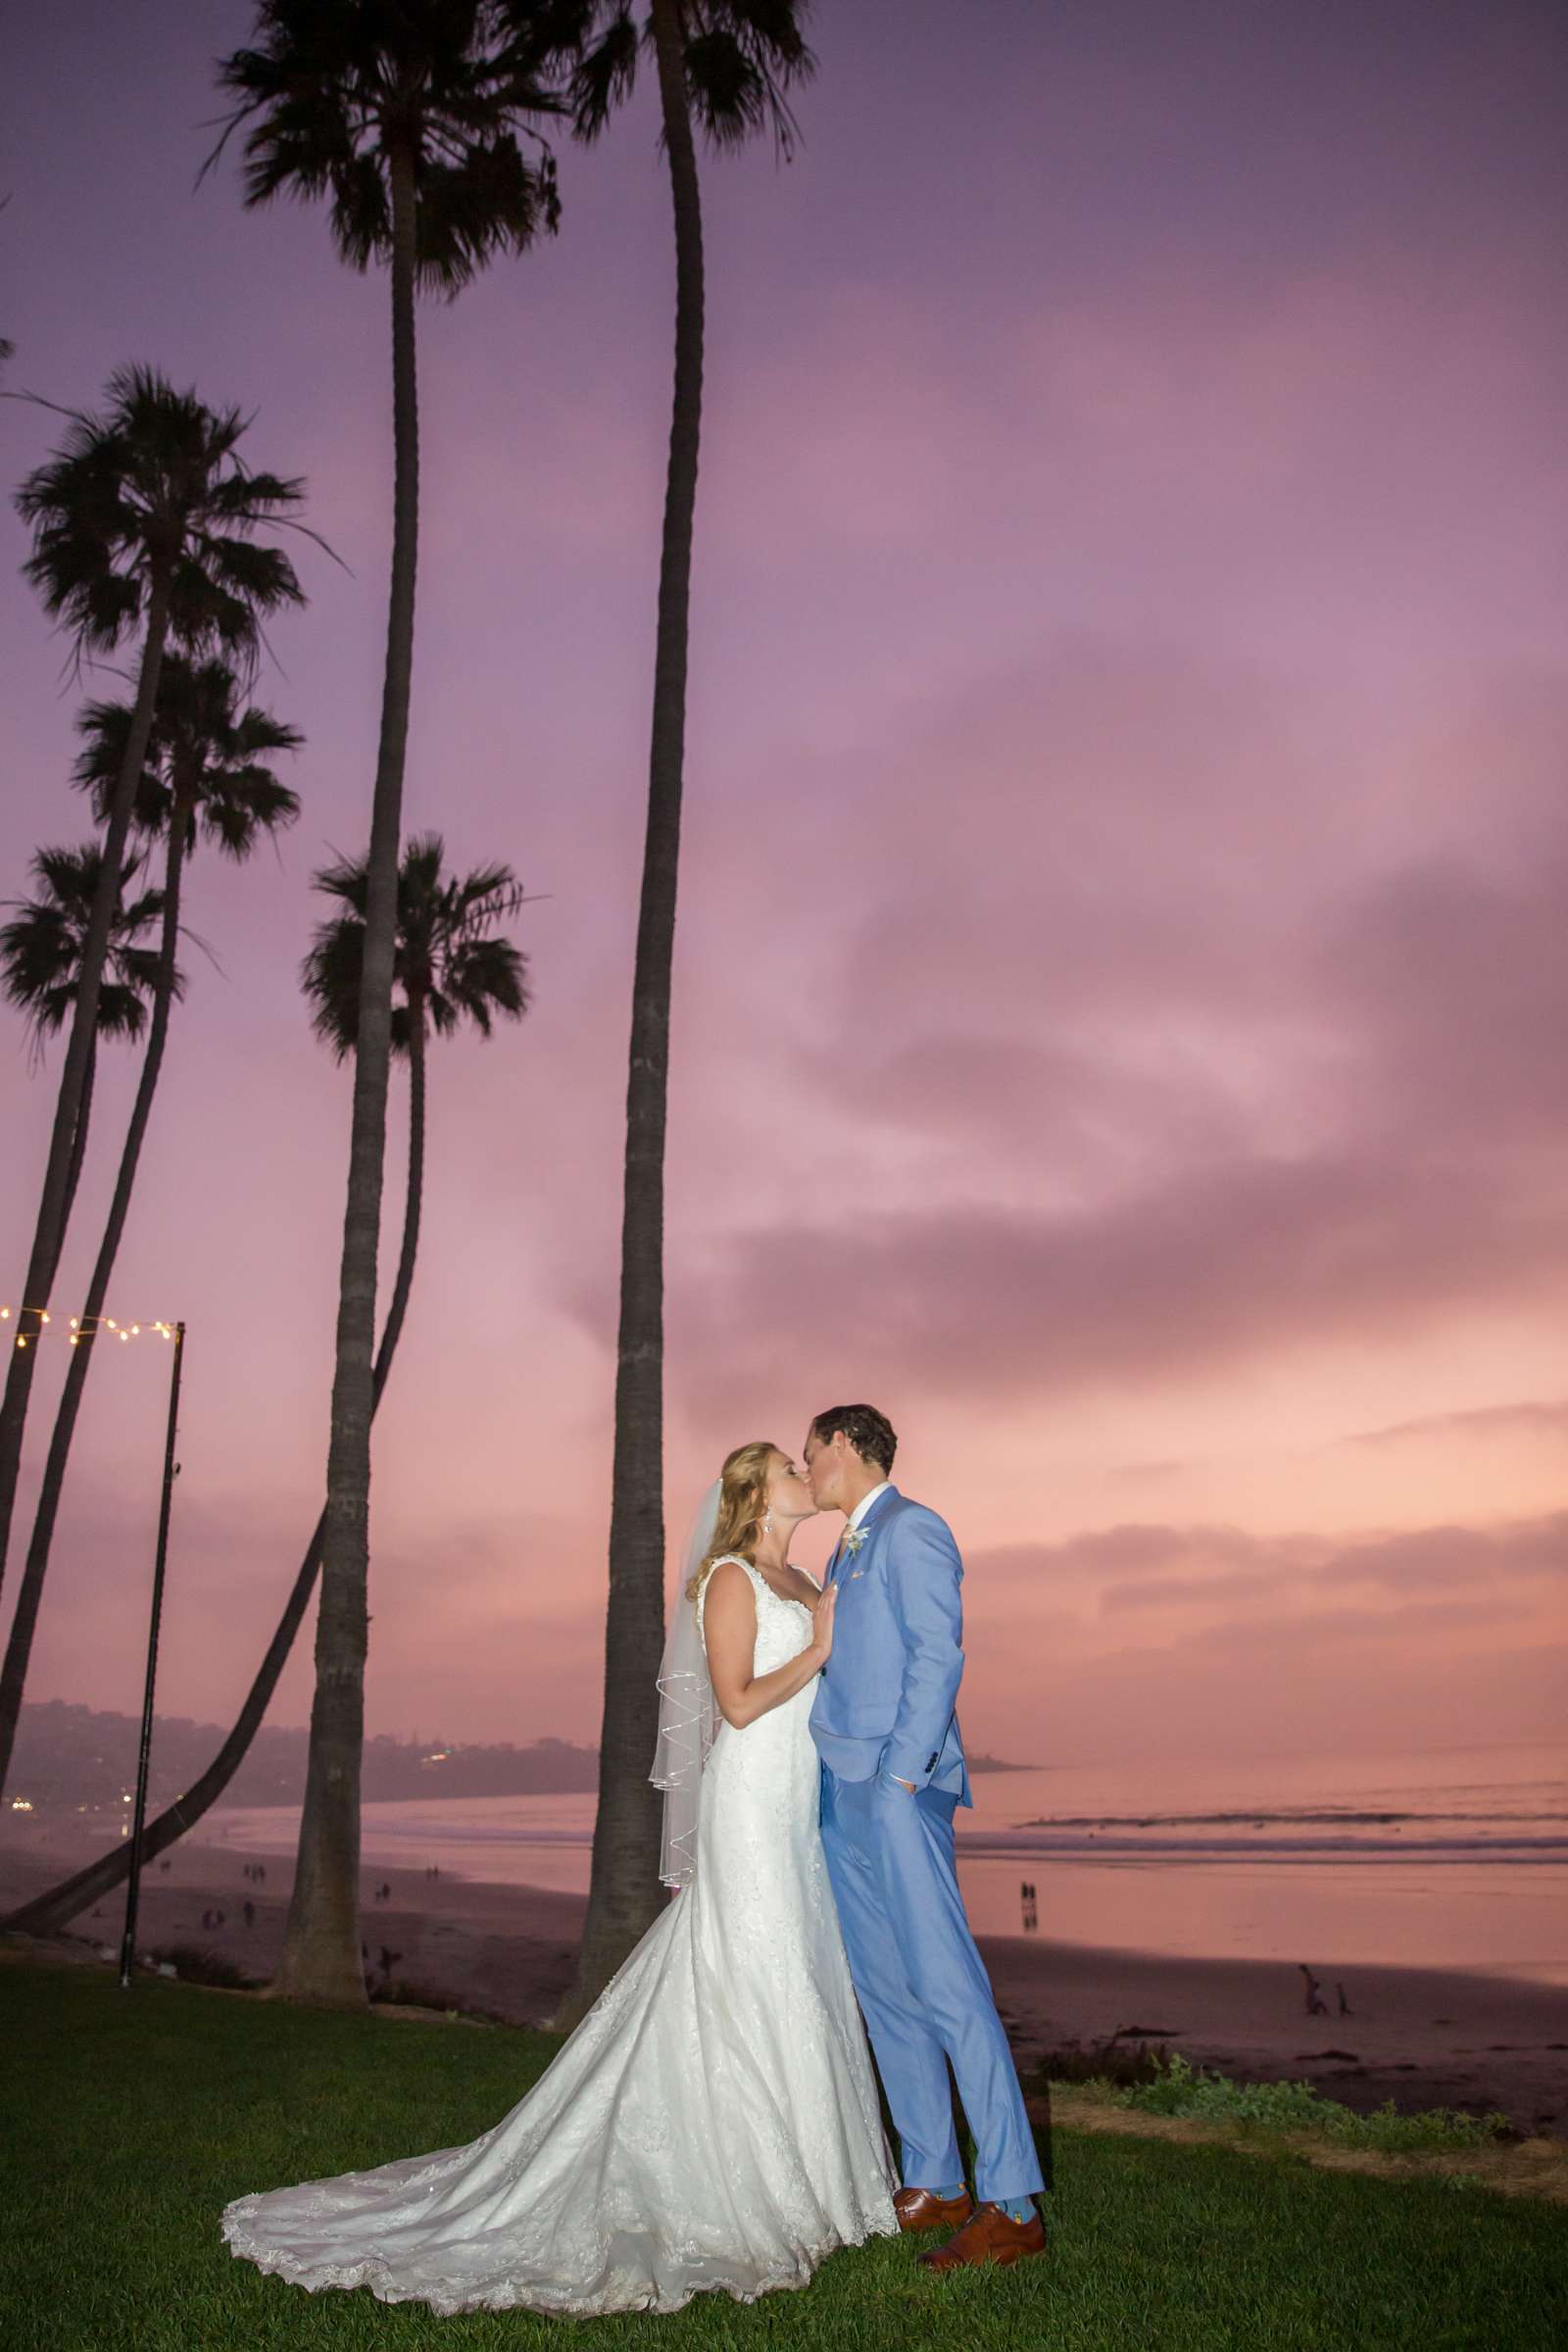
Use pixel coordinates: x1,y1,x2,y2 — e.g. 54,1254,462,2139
893,2184,975,2233
917,2201,1047,2272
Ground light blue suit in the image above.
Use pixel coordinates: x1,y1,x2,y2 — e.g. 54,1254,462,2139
810,1488,1044,2204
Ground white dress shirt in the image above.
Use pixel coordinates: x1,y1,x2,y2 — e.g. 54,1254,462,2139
846,1481,891,1533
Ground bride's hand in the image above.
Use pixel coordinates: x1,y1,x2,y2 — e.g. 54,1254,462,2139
809,1583,838,1663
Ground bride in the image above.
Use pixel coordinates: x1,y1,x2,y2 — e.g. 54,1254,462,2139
221,1441,901,2317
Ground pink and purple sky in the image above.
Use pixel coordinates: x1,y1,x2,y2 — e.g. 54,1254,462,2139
3,0,1564,1772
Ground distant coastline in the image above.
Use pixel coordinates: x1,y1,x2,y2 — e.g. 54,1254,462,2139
7,1698,599,1815
8,1699,1034,1814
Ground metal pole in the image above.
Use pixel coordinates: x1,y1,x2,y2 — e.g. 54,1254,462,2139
120,1319,184,1988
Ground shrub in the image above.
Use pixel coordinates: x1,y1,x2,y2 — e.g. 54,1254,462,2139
369,1978,508,2025
143,1944,259,1991
1038,2035,1175,2088
1118,2052,1512,2152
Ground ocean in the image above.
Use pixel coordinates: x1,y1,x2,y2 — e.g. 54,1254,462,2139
209,1737,1568,1985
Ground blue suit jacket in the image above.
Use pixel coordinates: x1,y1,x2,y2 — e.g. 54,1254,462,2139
808,1487,971,1805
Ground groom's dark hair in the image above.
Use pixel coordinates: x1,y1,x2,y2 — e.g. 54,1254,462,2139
808,1403,897,1476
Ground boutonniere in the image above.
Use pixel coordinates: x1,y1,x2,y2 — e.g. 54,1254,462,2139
842,1524,870,1558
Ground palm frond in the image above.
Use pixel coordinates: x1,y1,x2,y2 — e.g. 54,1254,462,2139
69,654,304,865
302,829,534,1060
213,0,564,282
0,839,165,1049
564,7,638,139
300,906,366,1062
13,368,311,666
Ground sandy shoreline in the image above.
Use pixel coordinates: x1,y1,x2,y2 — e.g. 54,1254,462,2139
4,1823,1563,2138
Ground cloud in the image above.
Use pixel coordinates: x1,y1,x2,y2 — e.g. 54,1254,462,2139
951,1507,1567,1759
654,637,1568,1427
1312,847,1568,1151
672,1144,1565,1425
1313,1515,1567,1593
1340,1399,1568,1451
1101,1569,1274,1613
1200,1593,1536,1644
1105,1396,1568,1487
971,1508,1567,1611
978,1524,1276,1584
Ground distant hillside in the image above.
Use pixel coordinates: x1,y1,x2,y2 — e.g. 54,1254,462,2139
8,1700,1026,1821
7,1698,599,1818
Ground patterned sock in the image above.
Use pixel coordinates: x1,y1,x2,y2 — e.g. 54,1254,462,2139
934,2182,965,2202
1000,2196,1037,2224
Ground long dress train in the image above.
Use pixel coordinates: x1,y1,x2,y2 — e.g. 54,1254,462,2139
220,1555,899,2317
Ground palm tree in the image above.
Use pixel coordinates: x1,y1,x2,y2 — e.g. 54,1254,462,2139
213,0,562,2007
1,843,166,1251
306,828,530,1061
1,367,308,1602
300,835,532,1402
0,662,301,1798
2,835,532,1938
535,0,814,2028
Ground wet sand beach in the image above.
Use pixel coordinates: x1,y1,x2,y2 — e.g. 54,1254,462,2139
5,1820,1563,2137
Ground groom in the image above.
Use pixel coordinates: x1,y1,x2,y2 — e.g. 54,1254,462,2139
805,1404,1046,2272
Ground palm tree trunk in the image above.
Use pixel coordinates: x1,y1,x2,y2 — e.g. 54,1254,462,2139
0,572,172,1603
60,1038,97,1253
3,1031,427,1938
559,0,706,2030
402,995,426,1349
271,141,419,2006
0,797,190,1798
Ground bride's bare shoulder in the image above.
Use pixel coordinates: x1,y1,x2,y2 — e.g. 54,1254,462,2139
700,1557,758,1643
702,1555,756,1602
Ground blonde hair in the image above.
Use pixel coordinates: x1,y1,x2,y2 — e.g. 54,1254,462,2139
686,1439,780,1602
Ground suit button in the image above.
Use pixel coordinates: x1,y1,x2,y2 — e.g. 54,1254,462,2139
927,1753,937,1768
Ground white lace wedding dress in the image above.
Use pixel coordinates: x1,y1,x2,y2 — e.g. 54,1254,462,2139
221,1555,900,2317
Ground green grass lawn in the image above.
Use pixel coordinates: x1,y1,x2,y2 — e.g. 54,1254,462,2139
3,1957,1564,2352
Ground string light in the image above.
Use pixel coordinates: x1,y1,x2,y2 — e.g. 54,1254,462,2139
2,1305,179,1350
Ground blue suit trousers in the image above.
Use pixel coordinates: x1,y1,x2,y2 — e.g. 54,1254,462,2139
820,1763,1044,2204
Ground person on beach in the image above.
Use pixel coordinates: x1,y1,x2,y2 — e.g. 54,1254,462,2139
222,1440,902,2317
805,1402,1046,2271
